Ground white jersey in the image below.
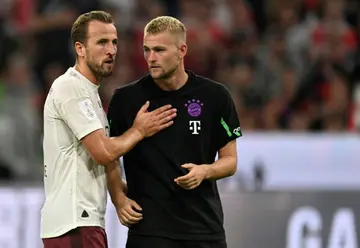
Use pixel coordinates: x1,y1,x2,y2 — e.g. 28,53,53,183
40,67,109,238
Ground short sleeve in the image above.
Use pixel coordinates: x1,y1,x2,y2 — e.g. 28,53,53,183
214,86,242,150
50,75,103,140
56,96,103,140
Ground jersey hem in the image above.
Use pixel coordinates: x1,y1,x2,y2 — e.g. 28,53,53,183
128,230,226,241
40,222,105,239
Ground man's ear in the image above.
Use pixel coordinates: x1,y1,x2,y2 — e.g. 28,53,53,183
75,42,86,57
179,42,187,59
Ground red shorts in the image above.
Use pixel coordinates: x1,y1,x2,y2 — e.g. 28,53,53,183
42,226,108,248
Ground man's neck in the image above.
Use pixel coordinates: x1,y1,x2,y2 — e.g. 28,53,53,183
154,69,188,91
74,62,99,85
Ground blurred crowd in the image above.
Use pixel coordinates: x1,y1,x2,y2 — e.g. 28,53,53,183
0,0,359,180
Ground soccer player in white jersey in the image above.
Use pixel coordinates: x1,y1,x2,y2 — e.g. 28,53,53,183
40,11,177,248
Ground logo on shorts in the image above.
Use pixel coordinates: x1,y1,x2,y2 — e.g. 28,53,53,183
185,99,203,117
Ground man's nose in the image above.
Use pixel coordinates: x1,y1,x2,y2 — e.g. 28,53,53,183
108,44,117,56
148,51,156,62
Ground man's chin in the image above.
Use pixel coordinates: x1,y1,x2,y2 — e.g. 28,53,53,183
99,70,113,78
150,71,165,79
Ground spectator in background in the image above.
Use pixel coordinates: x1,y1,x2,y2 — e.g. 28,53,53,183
129,0,168,78
179,0,228,78
286,63,350,132
0,52,43,180
0,0,20,73
0,0,358,141
309,0,357,71
28,0,102,101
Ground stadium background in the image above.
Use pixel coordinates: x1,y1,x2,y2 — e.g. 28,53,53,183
0,0,359,247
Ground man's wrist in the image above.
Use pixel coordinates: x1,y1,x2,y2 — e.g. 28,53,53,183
121,179,128,195
129,126,144,140
202,164,213,180
113,191,127,208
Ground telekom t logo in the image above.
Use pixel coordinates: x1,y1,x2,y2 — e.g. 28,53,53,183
189,121,201,134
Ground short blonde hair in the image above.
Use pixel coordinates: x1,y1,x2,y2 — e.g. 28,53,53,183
144,16,186,42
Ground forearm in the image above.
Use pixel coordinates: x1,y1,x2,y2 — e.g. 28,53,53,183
106,161,126,207
204,156,237,180
105,127,143,163
82,127,144,165
121,178,128,195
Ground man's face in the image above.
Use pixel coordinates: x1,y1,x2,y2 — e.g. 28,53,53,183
143,31,183,79
83,20,118,78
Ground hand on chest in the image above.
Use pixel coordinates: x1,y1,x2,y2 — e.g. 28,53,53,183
149,96,210,136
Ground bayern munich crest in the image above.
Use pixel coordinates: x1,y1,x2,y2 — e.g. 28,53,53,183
185,99,204,117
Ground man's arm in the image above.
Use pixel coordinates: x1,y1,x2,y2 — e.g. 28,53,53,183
53,78,176,166
121,179,128,195
82,127,143,166
106,160,143,226
174,140,237,190
205,140,237,180
82,102,176,165
175,84,239,189
106,160,126,206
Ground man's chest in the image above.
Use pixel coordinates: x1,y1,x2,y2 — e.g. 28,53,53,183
127,94,216,138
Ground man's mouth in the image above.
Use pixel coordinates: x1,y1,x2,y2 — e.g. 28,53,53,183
104,58,114,64
150,65,160,69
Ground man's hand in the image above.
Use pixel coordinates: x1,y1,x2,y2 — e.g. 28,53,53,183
174,164,208,190
116,197,143,227
133,101,177,138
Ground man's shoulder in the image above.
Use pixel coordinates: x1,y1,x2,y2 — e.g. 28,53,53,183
50,68,87,99
191,72,230,96
51,71,74,90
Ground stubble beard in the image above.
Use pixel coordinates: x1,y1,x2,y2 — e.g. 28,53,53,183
152,64,178,80
87,60,113,80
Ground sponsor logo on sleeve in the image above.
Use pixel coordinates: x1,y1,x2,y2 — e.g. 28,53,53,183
78,99,97,121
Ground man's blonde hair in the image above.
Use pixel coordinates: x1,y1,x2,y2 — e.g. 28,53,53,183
144,16,186,42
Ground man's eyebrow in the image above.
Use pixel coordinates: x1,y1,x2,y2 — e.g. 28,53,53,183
97,38,108,42
96,37,118,42
143,45,166,49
